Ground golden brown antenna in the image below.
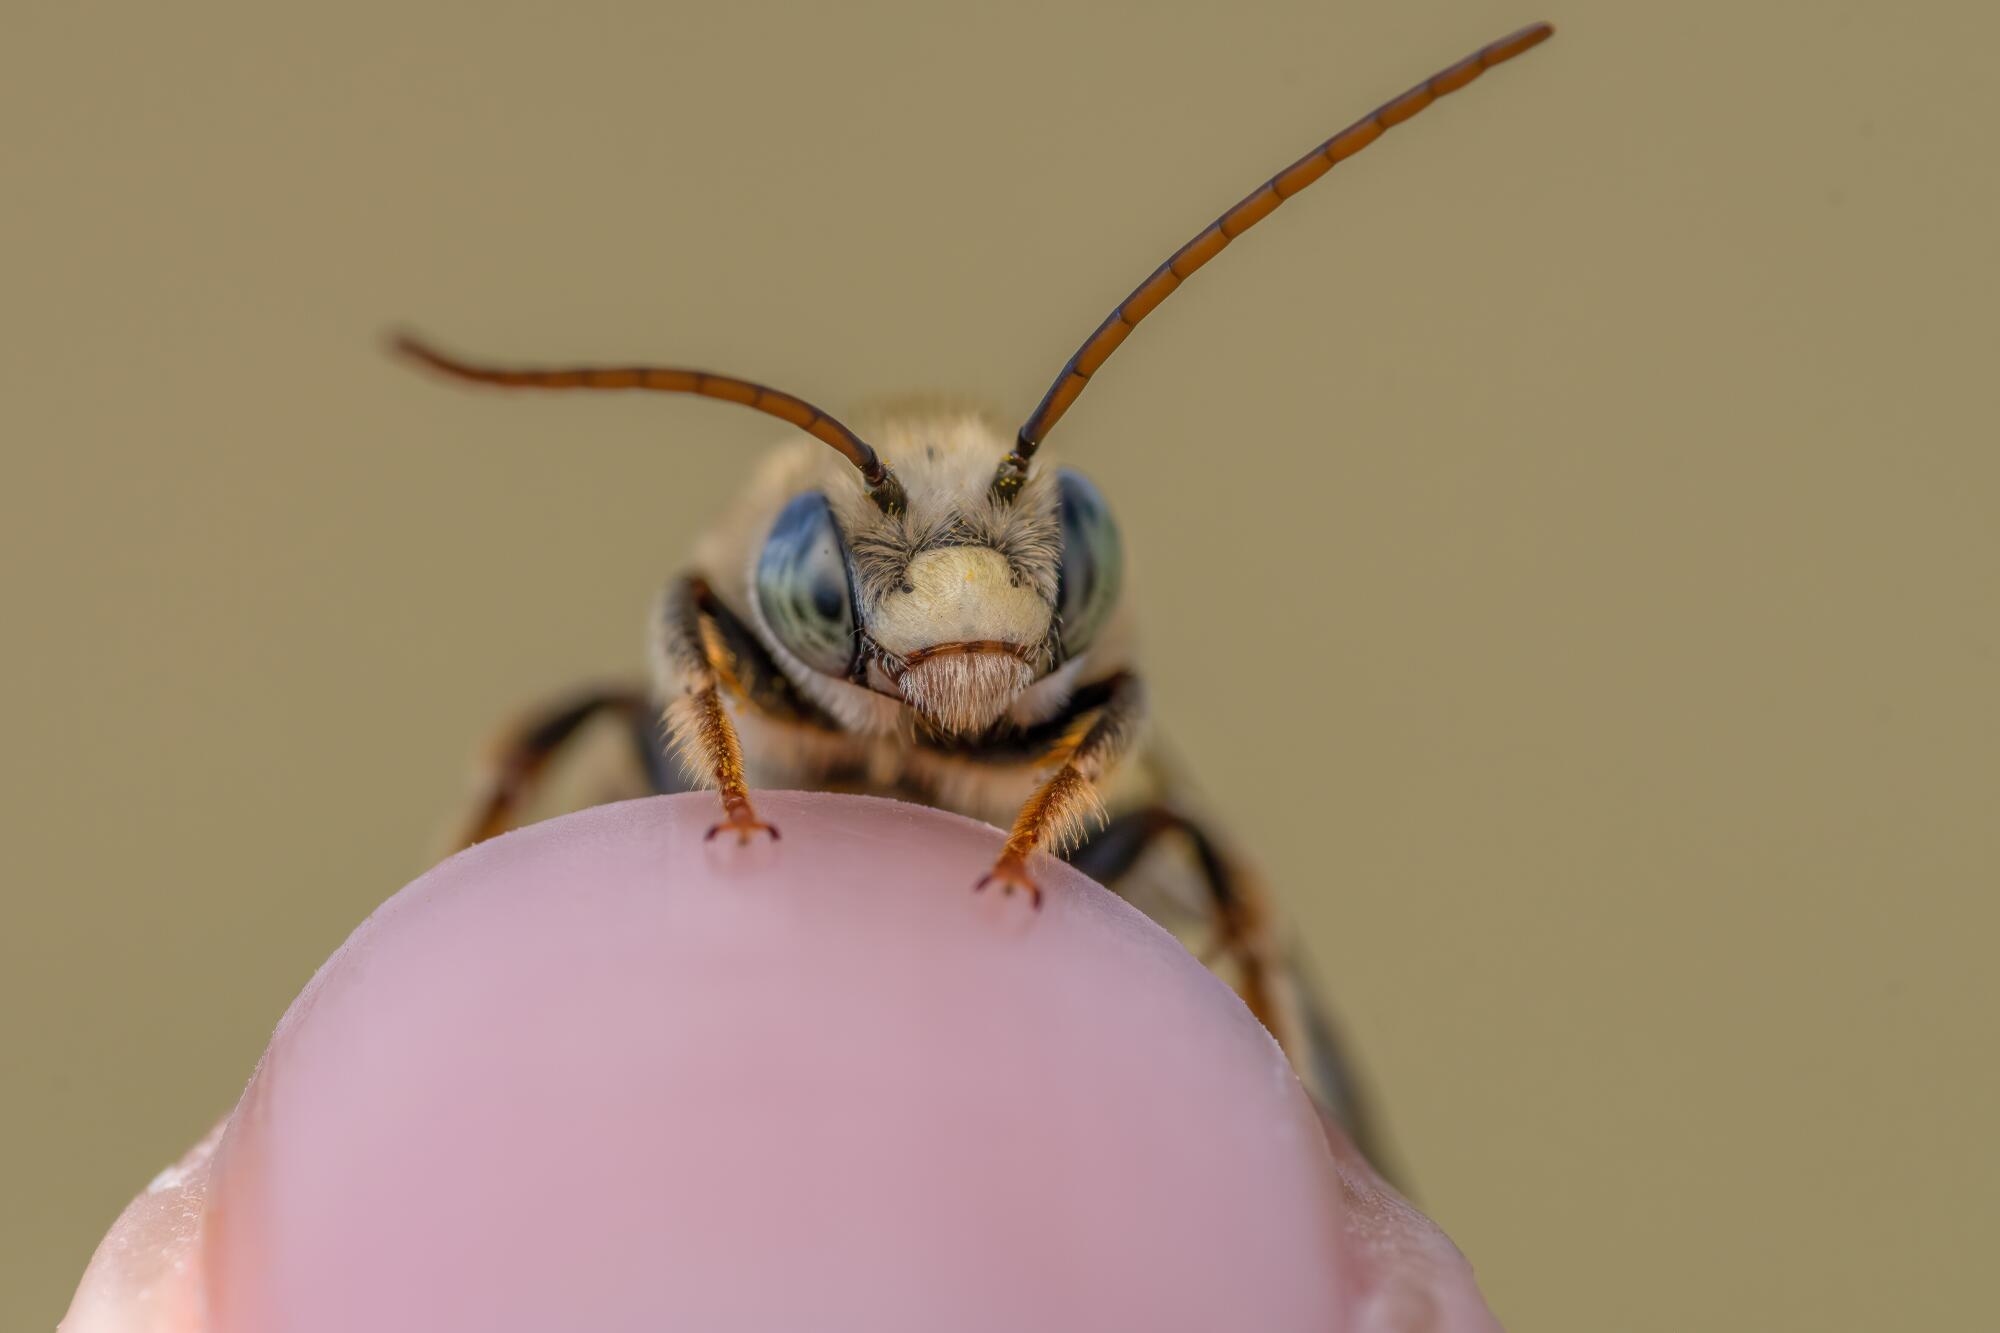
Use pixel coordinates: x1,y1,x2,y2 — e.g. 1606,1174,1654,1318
996,21,1556,500
393,332,909,515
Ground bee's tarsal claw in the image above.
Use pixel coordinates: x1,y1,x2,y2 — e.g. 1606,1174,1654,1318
973,854,1043,910
706,804,780,846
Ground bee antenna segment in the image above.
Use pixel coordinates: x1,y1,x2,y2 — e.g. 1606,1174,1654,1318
998,21,1556,500
391,330,908,515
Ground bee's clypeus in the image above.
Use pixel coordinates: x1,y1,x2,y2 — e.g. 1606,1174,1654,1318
398,23,1556,1169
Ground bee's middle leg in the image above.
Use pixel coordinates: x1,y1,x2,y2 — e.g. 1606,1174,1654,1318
1064,806,1395,1176
452,686,653,850
1063,806,1289,1044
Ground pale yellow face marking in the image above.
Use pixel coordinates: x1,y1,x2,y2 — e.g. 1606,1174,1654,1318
867,547,1051,659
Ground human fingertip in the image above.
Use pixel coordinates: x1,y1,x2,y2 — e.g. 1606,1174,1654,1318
61,1121,225,1333
202,794,1349,1331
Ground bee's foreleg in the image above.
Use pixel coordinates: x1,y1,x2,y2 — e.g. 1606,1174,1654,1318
977,672,1144,908
658,575,779,844
451,686,653,850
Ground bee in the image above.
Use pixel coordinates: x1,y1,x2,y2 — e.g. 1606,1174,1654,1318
395,22,1555,1161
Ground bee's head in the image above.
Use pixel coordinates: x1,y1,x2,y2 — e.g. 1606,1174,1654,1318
397,21,1557,734
753,414,1122,736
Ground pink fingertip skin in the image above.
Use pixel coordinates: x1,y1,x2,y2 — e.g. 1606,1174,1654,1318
62,1123,223,1333
70,792,1506,1331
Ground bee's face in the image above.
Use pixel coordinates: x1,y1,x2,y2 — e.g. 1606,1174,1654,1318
752,419,1122,736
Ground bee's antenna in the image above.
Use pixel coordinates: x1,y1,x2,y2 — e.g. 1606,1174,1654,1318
391,331,909,516
995,21,1555,501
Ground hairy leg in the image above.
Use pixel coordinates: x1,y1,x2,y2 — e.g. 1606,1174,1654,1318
657,575,778,843
977,672,1144,907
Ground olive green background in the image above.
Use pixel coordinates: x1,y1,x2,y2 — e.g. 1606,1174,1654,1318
4,1,1994,1328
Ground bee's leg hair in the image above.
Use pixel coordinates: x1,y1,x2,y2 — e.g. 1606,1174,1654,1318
625,698,683,797
977,672,1144,909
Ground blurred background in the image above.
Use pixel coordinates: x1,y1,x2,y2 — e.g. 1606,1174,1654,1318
4,1,1995,1327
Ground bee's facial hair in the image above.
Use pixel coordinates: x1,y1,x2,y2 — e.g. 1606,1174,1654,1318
896,651,1035,737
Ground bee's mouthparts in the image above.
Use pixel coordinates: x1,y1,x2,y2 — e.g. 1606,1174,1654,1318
895,640,1039,671
891,644,1037,736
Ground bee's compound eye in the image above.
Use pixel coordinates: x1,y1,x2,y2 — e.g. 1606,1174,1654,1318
756,491,858,677
1055,469,1123,659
